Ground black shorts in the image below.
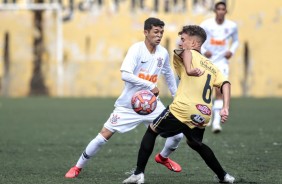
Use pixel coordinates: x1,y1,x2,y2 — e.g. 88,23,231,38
153,106,205,144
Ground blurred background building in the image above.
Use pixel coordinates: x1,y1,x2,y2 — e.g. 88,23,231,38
0,0,281,97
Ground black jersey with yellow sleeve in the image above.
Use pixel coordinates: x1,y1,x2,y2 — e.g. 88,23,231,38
170,49,228,129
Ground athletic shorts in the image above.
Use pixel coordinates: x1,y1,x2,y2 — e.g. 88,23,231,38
153,106,205,144
103,99,166,133
214,62,229,79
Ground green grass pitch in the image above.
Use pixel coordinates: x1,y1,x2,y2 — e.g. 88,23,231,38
0,97,281,184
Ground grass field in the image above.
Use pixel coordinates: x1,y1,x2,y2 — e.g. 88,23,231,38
0,97,281,184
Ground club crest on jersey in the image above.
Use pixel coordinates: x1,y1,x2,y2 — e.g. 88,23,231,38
196,104,211,115
157,57,163,67
109,114,120,124
191,114,205,126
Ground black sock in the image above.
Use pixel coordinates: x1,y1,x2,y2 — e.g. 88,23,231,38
134,126,158,175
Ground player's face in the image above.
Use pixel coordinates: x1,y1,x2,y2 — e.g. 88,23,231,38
215,4,227,20
145,26,164,46
179,33,193,50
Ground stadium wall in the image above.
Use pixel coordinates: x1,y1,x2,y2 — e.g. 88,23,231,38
0,0,281,97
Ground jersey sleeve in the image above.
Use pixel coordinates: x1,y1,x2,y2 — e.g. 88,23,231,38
120,45,138,73
230,23,239,54
121,71,155,90
214,68,229,88
120,44,155,90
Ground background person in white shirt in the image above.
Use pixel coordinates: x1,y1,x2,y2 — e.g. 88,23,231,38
65,17,183,178
200,1,239,133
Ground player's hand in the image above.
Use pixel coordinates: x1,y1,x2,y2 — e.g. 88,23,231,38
150,87,159,97
225,51,233,59
204,51,212,58
219,108,229,123
188,68,205,77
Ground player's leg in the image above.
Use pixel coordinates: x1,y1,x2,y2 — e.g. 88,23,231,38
75,127,113,168
155,133,183,172
123,124,158,184
212,62,229,133
149,104,183,172
184,127,234,183
159,133,183,157
66,107,132,178
65,127,113,178
212,88,223,133
123,109,184,183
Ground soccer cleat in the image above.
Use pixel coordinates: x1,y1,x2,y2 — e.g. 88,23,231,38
65,166,82,178
122,173,145,184
155,153,182,172
215,173,235,183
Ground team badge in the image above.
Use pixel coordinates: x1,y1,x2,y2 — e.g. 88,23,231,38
196,104,211,115
157,57,163,67
190,114,205,126
109,114,120,124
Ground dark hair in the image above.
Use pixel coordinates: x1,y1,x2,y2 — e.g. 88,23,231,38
178,25,207,44
144,17,165,30
214,1,226,9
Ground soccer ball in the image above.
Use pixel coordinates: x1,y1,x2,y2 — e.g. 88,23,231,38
131,90,157,115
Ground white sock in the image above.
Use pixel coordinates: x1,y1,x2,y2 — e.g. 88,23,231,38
76,133,107,168
160,133,183,158
212,100,223,128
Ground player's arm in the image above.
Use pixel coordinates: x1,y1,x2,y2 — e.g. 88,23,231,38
219,82,231,123
182,49,204,77
226,25,239,59
121,71,156,91
120,44,157,93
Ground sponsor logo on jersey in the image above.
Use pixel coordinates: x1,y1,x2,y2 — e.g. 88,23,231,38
157,57,163,67
138,73,158,83
200,60,217,75
210,38,226,46
190,114,205,126
196,104,211,115
110,114,120,124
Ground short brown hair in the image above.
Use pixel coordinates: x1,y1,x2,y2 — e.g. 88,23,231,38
178,25,207,44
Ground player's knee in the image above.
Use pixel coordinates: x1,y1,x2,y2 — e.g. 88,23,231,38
140,127,158,152
100,127,115,140
172,133,184,143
